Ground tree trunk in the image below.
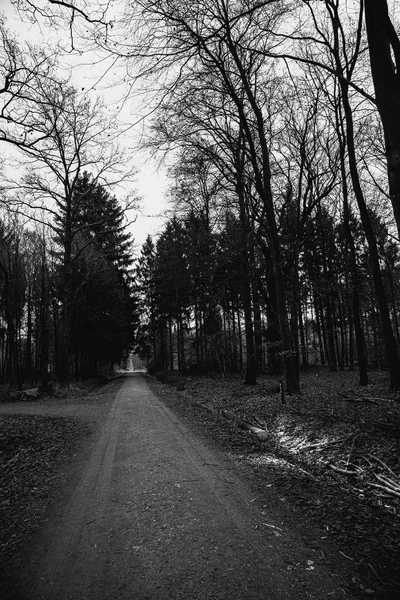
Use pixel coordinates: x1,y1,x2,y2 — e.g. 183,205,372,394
339,77,400,389
238,211,257,385
298,295,308,369
290,266,301,380
39,281,51,392
329,7,400,387
25,285,33,383
235,140,257,385
335,88,369,385
263,252,282,376
315,293,327,366
237,304,243,373
58,258,72,386
253,290,263,375
365,0,400,241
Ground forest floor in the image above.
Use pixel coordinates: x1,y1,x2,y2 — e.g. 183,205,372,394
0,369,399,599
148,367,400,600
0,377,122,593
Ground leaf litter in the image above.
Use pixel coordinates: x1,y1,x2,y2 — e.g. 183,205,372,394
149,368,400,600
0,377,122,590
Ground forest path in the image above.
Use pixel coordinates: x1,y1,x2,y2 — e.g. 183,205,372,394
13,374,351,600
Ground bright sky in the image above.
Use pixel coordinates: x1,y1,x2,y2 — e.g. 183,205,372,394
0,0,169,251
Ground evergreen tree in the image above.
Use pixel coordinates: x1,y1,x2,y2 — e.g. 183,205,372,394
67,174,137,376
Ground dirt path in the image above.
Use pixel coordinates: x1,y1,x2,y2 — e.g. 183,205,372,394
11,374,354,600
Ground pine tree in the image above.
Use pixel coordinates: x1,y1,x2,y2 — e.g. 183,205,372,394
67,174,137,376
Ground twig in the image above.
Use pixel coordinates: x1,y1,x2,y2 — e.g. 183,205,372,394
294,436,308,450
360,397,392,403
286,462,316,479
368,454,397,477
262,522,283,531
363,455,373,468
369,563,383,582
299,432,357,452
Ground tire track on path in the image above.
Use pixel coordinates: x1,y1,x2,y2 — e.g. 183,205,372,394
15,374,354,600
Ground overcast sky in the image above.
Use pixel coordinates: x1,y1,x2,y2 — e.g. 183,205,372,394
0,0,169,251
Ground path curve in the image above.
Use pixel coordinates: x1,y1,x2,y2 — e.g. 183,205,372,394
14,374,351,599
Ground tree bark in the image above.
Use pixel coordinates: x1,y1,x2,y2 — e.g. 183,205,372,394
365,0,400,240
328,11,400,388
236,179,257,385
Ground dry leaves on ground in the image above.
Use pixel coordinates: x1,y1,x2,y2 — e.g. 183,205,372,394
150,368,400,600
0,414,90,582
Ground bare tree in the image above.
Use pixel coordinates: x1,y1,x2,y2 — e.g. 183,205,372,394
127,0,301,392
0,64,136,384
279,0,400,388
15,0,400,390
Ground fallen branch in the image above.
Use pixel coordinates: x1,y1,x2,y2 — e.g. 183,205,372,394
354,397,378,404
367,482,400,498
328,463,360,476
338,393,376,404
346,434,359,467
374,473,400,493
359,397,394,403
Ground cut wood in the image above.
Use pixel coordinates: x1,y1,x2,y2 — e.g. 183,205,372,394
23,388,39,399
9,388,39,401
219,409,268,440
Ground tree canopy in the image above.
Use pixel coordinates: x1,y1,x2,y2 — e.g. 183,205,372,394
1,0,400,392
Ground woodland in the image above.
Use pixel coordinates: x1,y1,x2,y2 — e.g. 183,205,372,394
1,3,400,599
0,0,400,394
